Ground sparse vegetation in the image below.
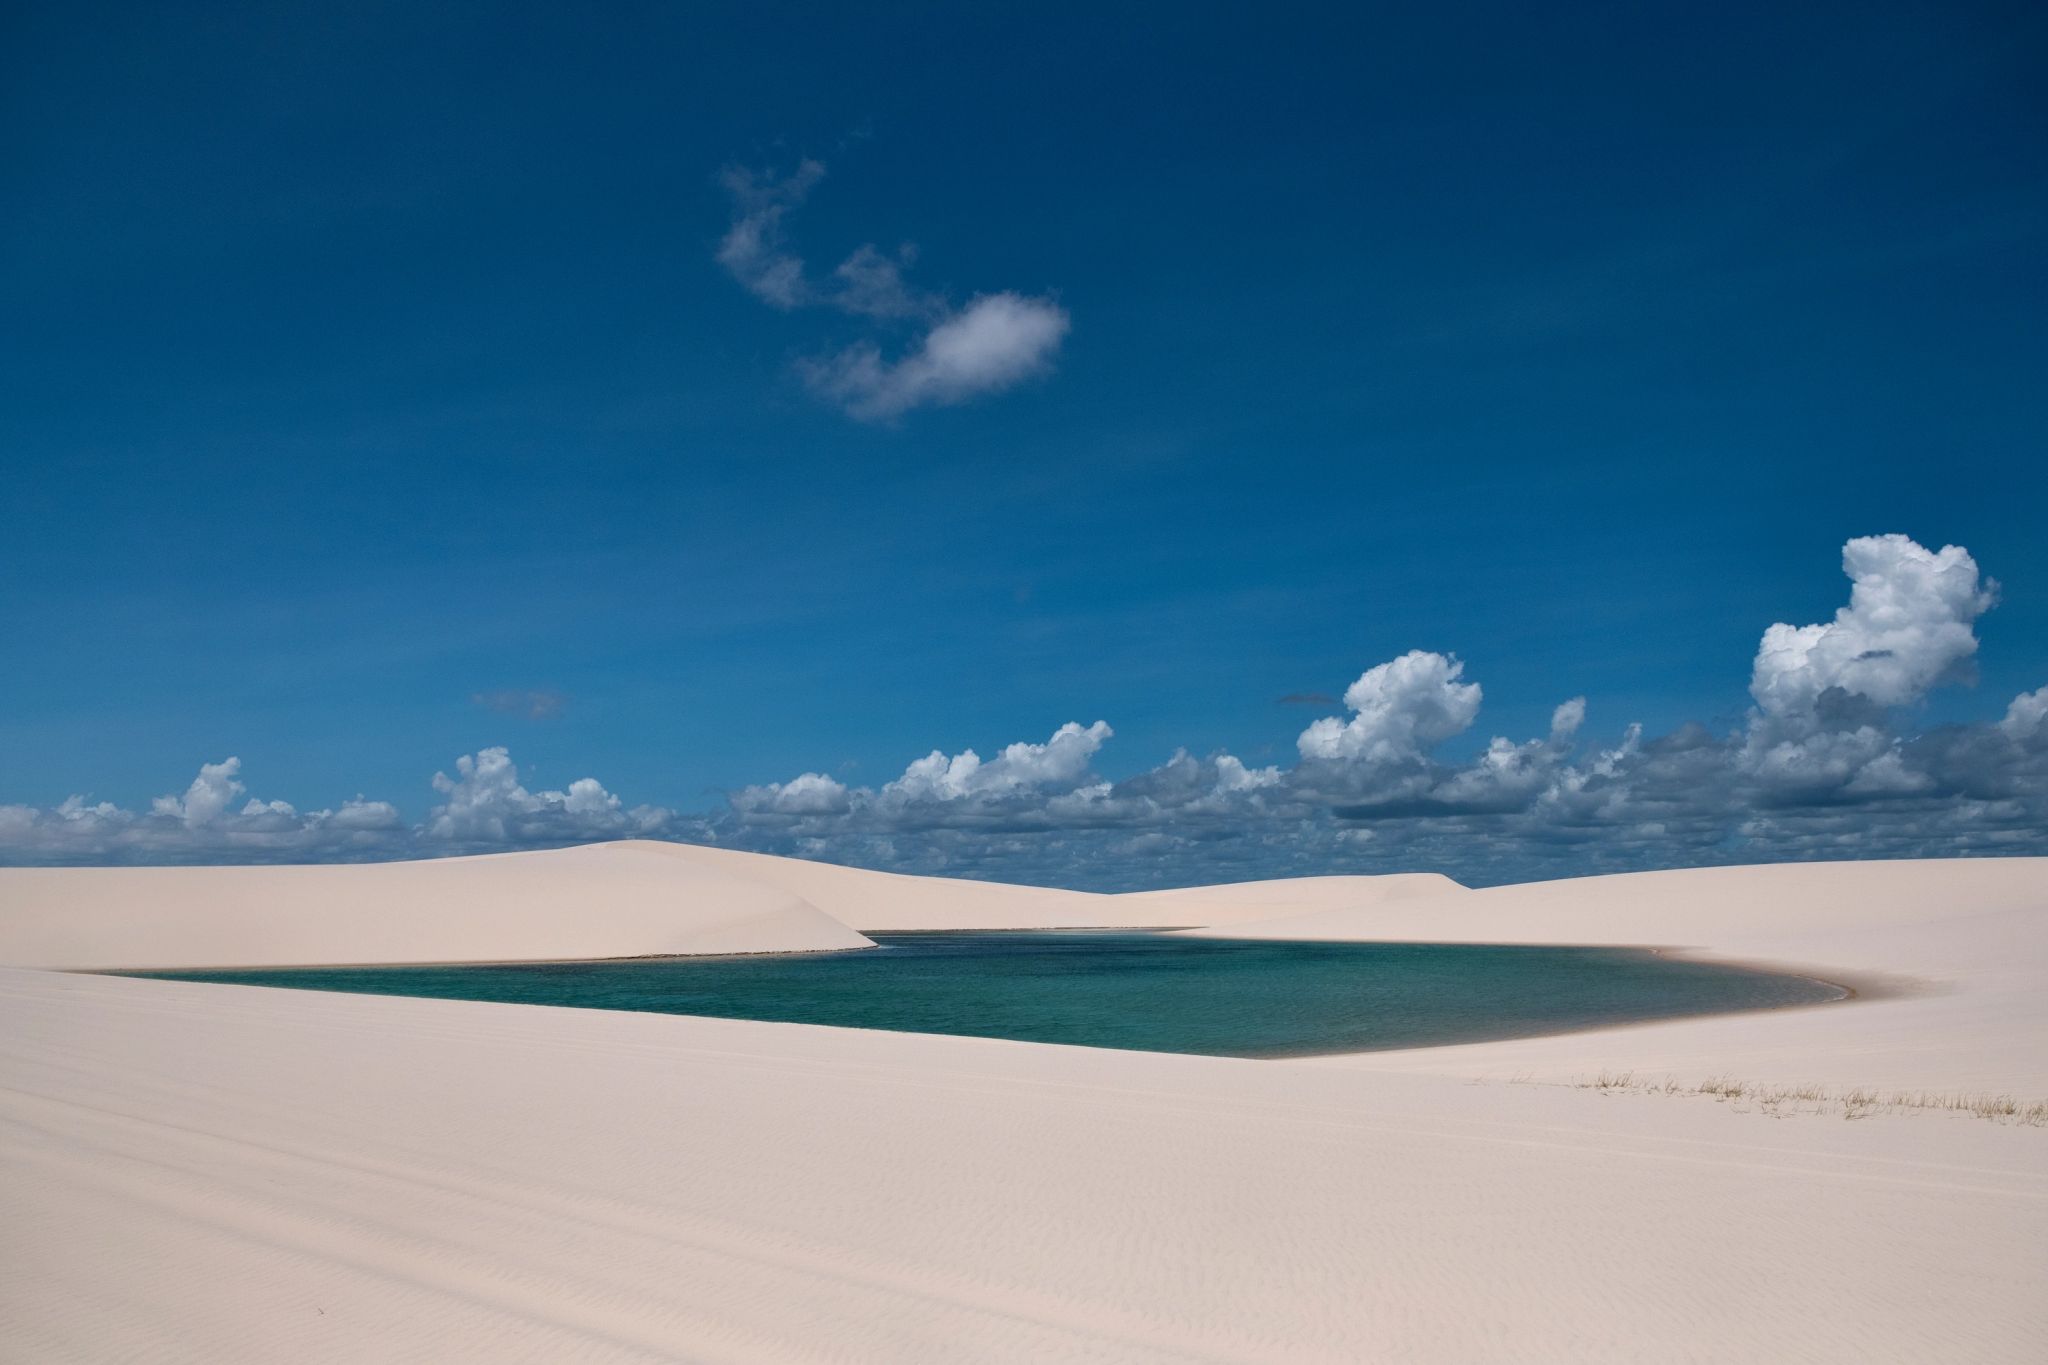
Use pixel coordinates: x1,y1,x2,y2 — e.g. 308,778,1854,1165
1552,1073,2047,1125
1697,1075,1746,1100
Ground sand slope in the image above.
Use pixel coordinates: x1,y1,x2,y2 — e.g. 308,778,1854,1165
1174,857,2042,957
3,850,2044,1361
0,840,1463,970
0,842,873,969
2,965,2041,1364
1186,858,2048,1093
635,840,1355,930
627,839,1121,928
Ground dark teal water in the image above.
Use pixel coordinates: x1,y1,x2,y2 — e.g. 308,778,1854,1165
127,932,1845,1058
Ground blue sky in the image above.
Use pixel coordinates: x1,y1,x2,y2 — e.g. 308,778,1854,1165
3,2,2045,885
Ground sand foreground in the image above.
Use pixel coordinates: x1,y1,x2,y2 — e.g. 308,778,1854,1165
2,846,2044,1362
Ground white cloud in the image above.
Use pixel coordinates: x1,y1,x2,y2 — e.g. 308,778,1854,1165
1744,725,1895,794
883,720,1111,803
725,721,1138,841
1750,534,1996,724
425,746,665,844
1841,749,1935,796
733,771,852,817
326,798,404,831
698,535,2044,884
1434,736,1564,811
801,292,1071,421
149,757,246,830
718,160,1070,420
424,747,529,840
1298,651,1483,763
5,535,2045,886
2001,686,2048,743
1588,722,1642,778
55,795,125,827
0,760,426,861
561,777,621,819
1741,535,2000,798
1215,754,1282,792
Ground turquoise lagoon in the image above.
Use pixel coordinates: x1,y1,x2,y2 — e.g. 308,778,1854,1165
130,930,1845,1058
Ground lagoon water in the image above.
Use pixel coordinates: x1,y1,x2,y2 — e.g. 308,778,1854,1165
131,931,1846,1058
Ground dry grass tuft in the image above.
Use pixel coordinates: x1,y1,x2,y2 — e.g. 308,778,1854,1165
1698,1075,1746,1100
1579,1070,1636,1092
1548,1074,2047,1126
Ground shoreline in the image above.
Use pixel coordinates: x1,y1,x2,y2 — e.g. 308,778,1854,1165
1646,944,1931,1005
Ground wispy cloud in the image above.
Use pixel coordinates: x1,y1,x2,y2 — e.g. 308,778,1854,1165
715,159,825,310
471,688,567,720
796,292,1070,422
716,160,1070,421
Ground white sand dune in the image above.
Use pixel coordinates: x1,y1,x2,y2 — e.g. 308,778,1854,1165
1182,858,2048,1094
0,842,872,969
1,848,2044,1362
626,839,1121,927
0,841,1451,971
2,964,2041,1364
632,839,1327,929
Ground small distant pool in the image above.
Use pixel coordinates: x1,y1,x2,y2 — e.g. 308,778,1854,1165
126,931,1846,1058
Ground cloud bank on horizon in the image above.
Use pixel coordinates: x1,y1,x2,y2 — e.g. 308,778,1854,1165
4,534,2045,888
717,160,1070,420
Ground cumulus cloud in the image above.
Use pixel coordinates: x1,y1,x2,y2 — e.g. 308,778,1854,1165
724,726,1294,864
4,534,2043,888
884,721,1111,803
329,797,405,830
149,757,247,829
2001,686,2048,743
0,794,132,857
1741,535,2001,801
717,160,1070,420
0,750,670,865
1216,754,1283,792
425,747,669,846
1297,651,1482,763
1750,535,1996,724
704,535,2045,886
732,771,853,817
